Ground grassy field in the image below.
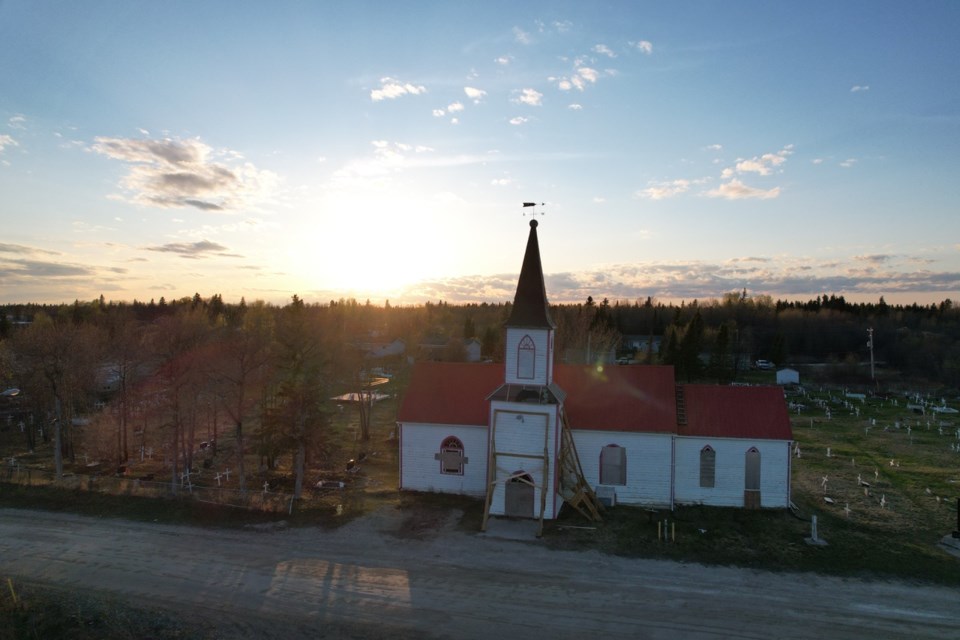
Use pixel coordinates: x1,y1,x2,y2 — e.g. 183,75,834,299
545,381,960,585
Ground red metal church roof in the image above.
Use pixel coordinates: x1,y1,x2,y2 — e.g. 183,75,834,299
678,384,793,440
555,364,678,433
397,362,503,426
398,362,792,441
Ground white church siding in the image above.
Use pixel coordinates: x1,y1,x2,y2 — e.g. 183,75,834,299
399,422,488,497
487,405,561,519
673,437,791,508
572,430,673,507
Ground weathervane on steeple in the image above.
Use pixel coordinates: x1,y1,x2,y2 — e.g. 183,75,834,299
522,202,545,220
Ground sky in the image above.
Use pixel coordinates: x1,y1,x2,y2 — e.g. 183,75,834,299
1,1,959,307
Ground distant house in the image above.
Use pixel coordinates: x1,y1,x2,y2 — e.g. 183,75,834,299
464,338,482,363
776,368,800,386
364,338,406,359
622,334,662,354
418,337,482,362
397,220,793,531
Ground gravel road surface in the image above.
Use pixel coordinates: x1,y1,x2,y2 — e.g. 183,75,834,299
1,507,957,639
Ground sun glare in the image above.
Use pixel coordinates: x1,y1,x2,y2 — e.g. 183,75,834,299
288,190,459,298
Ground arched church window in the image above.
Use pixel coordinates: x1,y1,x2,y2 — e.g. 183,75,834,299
438,436,465,475
745,447,761,491
517,335,535,379
599,444,626,486
699,445,716,488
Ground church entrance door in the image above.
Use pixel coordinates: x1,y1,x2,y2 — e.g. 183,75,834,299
504,473,535,518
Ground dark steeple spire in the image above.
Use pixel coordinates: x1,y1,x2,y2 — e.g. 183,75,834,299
506,219,556,328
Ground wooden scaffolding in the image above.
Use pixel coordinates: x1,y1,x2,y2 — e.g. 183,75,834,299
557,408,604,522
480,405,603,537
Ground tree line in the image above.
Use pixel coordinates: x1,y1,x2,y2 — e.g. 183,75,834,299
1,291,957,495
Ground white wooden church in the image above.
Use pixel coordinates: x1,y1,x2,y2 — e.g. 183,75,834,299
397,219,793,531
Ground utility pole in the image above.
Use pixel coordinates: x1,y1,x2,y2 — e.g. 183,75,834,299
867,328,875,380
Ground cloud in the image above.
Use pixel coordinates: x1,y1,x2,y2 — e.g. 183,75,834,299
369,77,426,102
491,177,512,186
637,179,691,200
568,103,583,110
552,63,610,92
432,109,445,117
144,239,236,259
631,40,653,54
464,87,487,103
447,101,465,113
0,243,59,256
593,44,616,58
840,158,857,168
850,85,870,92
7,115,26,130
706,179,780,200
509,116,529,126
854,254,893,264
513,88,543,106
495,55,512,66
513,26,532,44
91,136,278,212
0,134,19,152
392,253,960,305
706,144,722,151
730,145,793,176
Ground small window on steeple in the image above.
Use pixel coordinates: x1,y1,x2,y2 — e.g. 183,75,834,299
517,335,535,379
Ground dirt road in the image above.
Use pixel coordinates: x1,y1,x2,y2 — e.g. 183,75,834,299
1,507,957,639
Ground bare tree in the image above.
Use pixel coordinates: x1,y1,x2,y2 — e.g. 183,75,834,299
209,301,274,496
12,312,100,479
150,308,211,494
267,298,332,500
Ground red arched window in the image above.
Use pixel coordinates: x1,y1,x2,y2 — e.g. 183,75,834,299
517,335,535,379
439,436,465,475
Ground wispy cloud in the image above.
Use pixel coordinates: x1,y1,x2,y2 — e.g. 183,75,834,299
91,136,279,212
707,179,780,200
0,134,18,152
447,101,465,113
495,55,512,66
729,145,793,176
395,255,960,304
551,62,610,92
513,88,543,106
850,85,870,92
7,115,26,130
630,40,653,54
144,239,237,259
637,179,691,200
513,26,532,44
509,116,529,126
593,44,616,58
840,158,857,168
464,87,487,103
568,103,583,111
369,77,427,102
0,243,59,256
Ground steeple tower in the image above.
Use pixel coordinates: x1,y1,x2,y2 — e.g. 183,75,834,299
506,219,556,330
504,219,555,386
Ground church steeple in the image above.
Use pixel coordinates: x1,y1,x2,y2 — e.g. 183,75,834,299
506,219,556,329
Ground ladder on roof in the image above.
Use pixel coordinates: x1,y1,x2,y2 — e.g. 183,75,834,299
558,408,604,522
675,386,687,425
